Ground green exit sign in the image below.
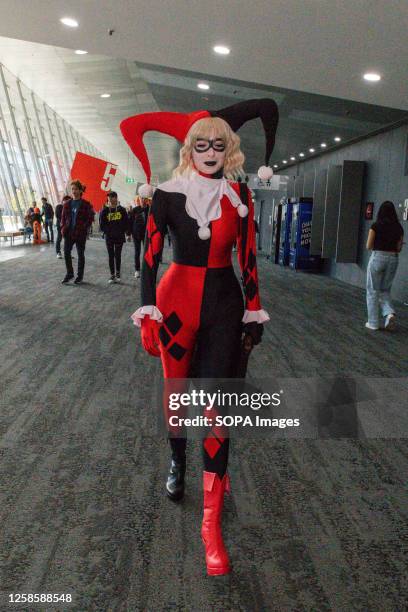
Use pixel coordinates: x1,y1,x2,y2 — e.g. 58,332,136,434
126,177,136,184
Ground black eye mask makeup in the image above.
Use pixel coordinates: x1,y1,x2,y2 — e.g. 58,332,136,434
194,138,226,153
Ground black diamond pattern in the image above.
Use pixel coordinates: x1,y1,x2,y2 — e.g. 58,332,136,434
159,326,171,347
247,250,256,271
245,278,258,301
168,342,187,361
165,312,182,335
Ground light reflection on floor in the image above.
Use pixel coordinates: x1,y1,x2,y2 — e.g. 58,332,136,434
0,239,53,263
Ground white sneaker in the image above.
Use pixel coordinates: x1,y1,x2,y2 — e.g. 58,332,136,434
57,253,62,259
115,274,121,283
134,271,140,279
108,276,116,284
365,322,379,331
384,314,396,330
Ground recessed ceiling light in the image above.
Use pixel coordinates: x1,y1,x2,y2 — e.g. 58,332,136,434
299,153,305,157
273,164,278,168
197,83,210,90
334,136,341,142
60,17,79,27
290,156,296,161
100,93,111,98
309,148,315,153
320,143,327,148
282,160,287,164
363,72,381,82
213,45,230,55
75,49,88,55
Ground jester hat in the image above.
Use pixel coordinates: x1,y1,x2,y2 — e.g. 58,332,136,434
120,98,279,195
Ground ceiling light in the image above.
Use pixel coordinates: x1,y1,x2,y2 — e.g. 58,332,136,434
197,83,210,90
75,49,88,55
363,72,381,82
290,156,296,161
334,136,341,142
273,164,278,168
299,153,305,157
320,143,327,148
282,160,287,164
60,17,79,27
309,148,315,153
100,93,111,98
213,45,230,55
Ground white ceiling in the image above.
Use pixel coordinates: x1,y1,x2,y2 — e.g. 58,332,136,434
0,2,407,187
0,36,179,186
0,37,157,182
0,0,407,110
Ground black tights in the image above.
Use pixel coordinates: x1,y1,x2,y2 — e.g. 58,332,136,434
167,269,243,479
170,436,230,478
106,241,123,275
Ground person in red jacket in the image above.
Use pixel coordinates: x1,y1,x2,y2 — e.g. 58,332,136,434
60,179,94,284
121,99,278,576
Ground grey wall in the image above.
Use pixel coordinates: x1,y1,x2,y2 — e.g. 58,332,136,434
279,124,408,302
253,189,287,258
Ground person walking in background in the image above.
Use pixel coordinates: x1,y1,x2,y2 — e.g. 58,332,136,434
23,207,34,241
55,195,70,259
128,196,149,278
41,196,54,243
60,180,94,285
99,191,130,283
366,200,404,331
32,207,45,244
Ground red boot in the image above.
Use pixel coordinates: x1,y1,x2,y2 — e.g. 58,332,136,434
201,471,231,576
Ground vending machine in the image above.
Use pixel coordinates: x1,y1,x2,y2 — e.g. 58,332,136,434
278,201,293,266
288,199,321,271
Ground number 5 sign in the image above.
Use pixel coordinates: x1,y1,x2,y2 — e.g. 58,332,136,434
70,152,118,212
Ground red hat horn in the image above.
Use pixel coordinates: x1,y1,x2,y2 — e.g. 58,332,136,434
120,110,209,184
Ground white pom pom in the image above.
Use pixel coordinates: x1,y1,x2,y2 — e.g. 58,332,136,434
198,226,211,240
138,183,154,198
237,204,248,218
257,166,273,180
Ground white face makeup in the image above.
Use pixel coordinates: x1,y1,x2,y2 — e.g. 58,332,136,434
192,132,226,175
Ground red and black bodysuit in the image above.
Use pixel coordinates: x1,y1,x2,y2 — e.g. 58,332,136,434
132,171,269,478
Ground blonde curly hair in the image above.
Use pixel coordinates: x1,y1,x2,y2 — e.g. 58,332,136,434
173,116,245,180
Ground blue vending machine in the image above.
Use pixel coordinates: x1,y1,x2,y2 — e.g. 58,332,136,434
278,201,293,265
289,199,321,271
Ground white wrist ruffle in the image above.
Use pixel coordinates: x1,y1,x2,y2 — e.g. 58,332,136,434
242,309,270,324
131,305,164,327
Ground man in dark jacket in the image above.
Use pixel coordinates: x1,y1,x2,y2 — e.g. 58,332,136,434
99,191,130,283
55,195,70,259
128,197,149,278
41,197,55,243
61,180,95,284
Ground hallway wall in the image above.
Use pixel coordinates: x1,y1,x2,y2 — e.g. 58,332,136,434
278,123,408,301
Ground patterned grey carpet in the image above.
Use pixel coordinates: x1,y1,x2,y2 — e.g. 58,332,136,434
0,240,407,612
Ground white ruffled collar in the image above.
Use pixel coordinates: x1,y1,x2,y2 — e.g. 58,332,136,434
158,172,248,239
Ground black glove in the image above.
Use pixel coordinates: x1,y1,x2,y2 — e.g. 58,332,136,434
243,321,263,346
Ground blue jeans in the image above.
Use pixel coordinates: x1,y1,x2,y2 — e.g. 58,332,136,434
44,219,54,242
366,251,398,327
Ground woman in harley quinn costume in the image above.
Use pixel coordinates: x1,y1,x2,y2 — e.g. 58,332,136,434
120,99,278,576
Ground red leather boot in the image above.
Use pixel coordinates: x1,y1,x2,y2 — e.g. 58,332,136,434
201,471,231,575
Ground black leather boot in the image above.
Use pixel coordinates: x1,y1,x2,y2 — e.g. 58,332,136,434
166,457,186,501
166,437,187,501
